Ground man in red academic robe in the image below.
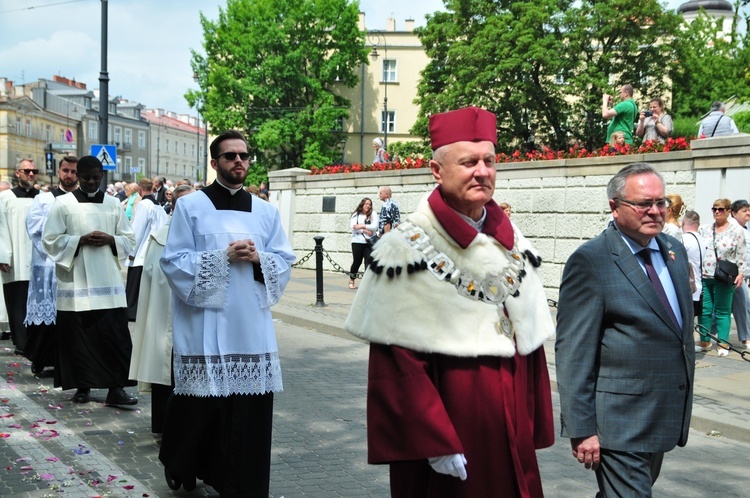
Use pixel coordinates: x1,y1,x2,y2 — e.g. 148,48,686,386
345,106,555,497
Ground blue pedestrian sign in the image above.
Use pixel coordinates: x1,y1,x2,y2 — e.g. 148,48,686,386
91,144,117,171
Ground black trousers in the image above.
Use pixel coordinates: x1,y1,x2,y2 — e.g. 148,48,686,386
159,392,274,497
349,242,372,279
3,281,29,350
125,266,143,322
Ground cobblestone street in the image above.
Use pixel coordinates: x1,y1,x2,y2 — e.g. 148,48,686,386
1,316,749,496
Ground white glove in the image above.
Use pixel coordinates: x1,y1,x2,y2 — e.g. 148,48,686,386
428,453,467,480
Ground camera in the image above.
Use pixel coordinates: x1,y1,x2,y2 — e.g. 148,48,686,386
643,110,653,117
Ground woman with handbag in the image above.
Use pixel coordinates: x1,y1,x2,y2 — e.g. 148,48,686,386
697,199,747,356
349,198,378,289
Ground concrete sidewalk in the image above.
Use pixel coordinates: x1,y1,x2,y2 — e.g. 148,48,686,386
274,267,750,443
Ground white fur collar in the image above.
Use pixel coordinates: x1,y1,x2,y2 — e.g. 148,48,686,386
345,197,554,357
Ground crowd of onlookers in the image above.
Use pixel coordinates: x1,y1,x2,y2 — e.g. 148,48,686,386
603,84,739,146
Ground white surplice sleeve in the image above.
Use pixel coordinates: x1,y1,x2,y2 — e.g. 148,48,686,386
255,207,296,308
42,199,80,271
0,203,10,265
160,200,230,309
26,193,53,257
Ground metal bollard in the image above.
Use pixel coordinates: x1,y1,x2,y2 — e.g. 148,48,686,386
313,236,326,307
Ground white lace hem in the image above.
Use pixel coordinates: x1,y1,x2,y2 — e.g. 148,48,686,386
258,252,281,307
173,352,283,397
24,299,56,326
186,249,229,309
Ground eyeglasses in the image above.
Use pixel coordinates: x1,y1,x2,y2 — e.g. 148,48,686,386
19,169,39,175
216,152,250,161
615,197,671,210
712,207,727,213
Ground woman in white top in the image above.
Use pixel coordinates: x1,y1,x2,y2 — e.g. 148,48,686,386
662,193,684,238
349,198,378,289
372,138,388,164
697,198,747,356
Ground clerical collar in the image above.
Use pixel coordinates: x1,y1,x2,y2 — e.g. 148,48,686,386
53,186,76,197
213,178,244,195
202,181,253,212
11,186,40,198
427,187,514,250
73,189,105,203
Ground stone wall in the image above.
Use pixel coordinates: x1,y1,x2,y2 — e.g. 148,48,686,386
270,134,750,300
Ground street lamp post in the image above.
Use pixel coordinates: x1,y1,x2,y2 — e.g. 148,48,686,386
193,72,209,185
368,31,389,152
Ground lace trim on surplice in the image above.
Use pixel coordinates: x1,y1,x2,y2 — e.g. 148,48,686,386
173,352,283,397
254,252,282,307
186,249,229,309
57,285,125,299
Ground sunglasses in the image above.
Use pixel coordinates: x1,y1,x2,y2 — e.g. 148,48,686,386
712,207,727,213
19,169,39,175
216,152,250,161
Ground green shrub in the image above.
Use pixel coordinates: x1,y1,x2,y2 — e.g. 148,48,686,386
388,140,432,162
732,111,750,133
672,116,701,139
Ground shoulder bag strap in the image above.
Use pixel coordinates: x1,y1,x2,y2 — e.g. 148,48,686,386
710,115,723,137
688,231,703,270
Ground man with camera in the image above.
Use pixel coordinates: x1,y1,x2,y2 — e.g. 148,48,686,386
636,98,673,144
602,84,638,145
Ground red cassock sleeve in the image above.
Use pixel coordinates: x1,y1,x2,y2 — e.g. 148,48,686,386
366,344,464,463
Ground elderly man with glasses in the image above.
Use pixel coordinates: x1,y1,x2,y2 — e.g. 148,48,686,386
0,159,41,354
557,162,694,497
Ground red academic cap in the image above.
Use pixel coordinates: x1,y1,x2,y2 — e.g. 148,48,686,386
429,106,497,150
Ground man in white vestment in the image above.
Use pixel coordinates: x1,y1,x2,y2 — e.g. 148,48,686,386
0,160,41,354
159,130,295,497
24,156,78,374
43,156,138,406
129,184,194,433
125,177,168,321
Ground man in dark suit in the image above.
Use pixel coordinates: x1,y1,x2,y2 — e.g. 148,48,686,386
556,162,694,497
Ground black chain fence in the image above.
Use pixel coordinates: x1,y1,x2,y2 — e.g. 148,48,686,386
291,246,364,278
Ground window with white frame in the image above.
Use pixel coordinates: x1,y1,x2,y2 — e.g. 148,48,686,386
16,117,22,135
166,162,170,174
381,110,395,134
183,143,187,155
138,130,146,148
166,139,170,153
114,126,122,145
26,119,32,137
124,129,132,145
183,164,187,176
382,59,397,83
138,158,146,171
88,120,97,139
45,125,51,142
174,141,178,154
124,156,132,173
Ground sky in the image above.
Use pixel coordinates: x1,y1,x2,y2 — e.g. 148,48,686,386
0,0,707,119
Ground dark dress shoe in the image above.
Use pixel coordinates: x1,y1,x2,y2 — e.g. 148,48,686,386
0,332,9,341
105,388,138,406
72,388,91,403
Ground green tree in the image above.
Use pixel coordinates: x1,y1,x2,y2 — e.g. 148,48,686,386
413,0,681,150
671,7,750,118
561,0,682,148
414,0,576,151
187,0,367,170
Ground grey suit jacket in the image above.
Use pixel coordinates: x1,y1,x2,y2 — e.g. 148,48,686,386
556,225,695,453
